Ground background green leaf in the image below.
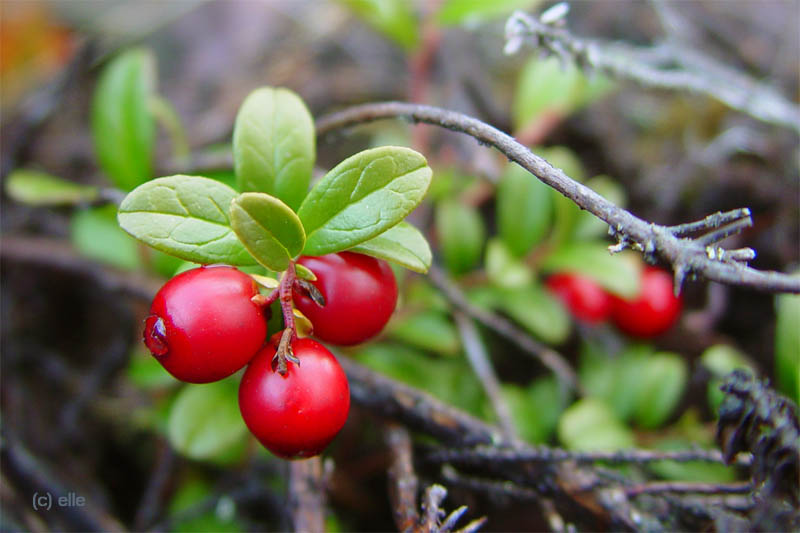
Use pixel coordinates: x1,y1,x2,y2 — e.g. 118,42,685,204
71,205,142,270
167,379,249,461
700,344,753,412
348,221,432,273
497,163,552,257
118,175,256,266
495,283,570,345
485,238,533,288
341,0,419,49
298,146,432,255
229,192,305,271
775,290,800,402
437,0,542,26
541,242,641,298
6,169,99,206
504,377,568,444
435,199,485,276
233,87,315,210
91,48,156,191
388,310,460,355
558,398,635,451
633,352,688,428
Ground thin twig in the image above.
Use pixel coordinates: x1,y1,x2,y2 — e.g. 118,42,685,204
315,102,800,294
288,457,325,533
453,311,519,442
666,209,752,236
625,481,751,497
428,266,582,393
384,424,420,533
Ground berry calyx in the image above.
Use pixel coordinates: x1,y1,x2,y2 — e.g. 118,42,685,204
293,252,398,346
611,266,682,338
239,337,350,459
143,265,267,383
545,273,613,324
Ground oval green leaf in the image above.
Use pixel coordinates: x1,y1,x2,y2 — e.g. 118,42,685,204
167,380,249,461
298,146,432,255
229,192,305,272
72,204,142,270
438,0,542,26
541,242,641,298
91,48,156,191
497,283,570,345
435,199,485,276
6,169,99,206
633,352,688,429
775,289,800,402
497,163,552,257
233,87,315,210
342,0,419,49
348,221,432,273
558,398,635,451
388,309,460,355
485,238,533,289
117,175,256,266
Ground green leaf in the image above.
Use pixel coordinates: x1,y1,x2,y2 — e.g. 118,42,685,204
775,290,800,402
513,56,613,130
633,352,687,429
497,163,552,257
71,205,142,270
388,310,460,355
298,146,432,255
573,175,626,240
91,48,156,191
580,343,651,422
541,242,641,298
504,377,567,444
647,438,737,483
348,221,432,273
170,479,244,533
6,169,99,206
127,348,176,389
496,283,570,345
558,398,635,451
701,344,753,412
233,87,315,210
485,238,533,288
435,199,485,276
167,379,249,461
117,175,256,266
341,0,419,49
438,0,542,26
229,192,305,271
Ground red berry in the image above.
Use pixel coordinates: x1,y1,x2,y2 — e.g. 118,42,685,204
545,273,613,324
238,338,350,459
293,252,398,346
143,265,267,383
611,267,682,338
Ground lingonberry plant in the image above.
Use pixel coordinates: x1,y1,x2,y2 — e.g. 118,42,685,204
144,265,267,383
545,272,613,325
117,85,433,457
610,266,683,338
293,252,399,345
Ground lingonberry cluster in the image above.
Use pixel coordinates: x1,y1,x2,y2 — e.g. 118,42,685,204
143,252,398,459
546,266,682,338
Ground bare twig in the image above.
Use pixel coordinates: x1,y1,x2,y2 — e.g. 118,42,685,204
503,9,800,133
453,311,518,442
288,457,325,533
625,481,751,497
315,102,800,294
428,266,581,393
385,424,420,533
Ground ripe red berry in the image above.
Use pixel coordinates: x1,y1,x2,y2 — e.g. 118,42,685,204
545,273,613,324
293,252,398,345
611,266,682,338
238,338,350,459
143,265,267,383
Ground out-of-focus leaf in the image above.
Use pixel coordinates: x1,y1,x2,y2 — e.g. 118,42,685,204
504,377,567,444
580,343,650,422
633,352,688,428
167,379,249,462
71,204,141,270
5,169,99,206
435,200,485,276
127,348,176,389
169,479,244,533
438,0,542,26
496,283,570,345
388,310,460,355
233,87,315,210
91,48,156,191
558,398,635,451
541,243,641,298
496,163,552,257
342,0,419,49
486,238,533,288
513,56,613,130
573,175,626,240
647,438,737,483
701,344,753,412
298,147,432,256
775,289,800,402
